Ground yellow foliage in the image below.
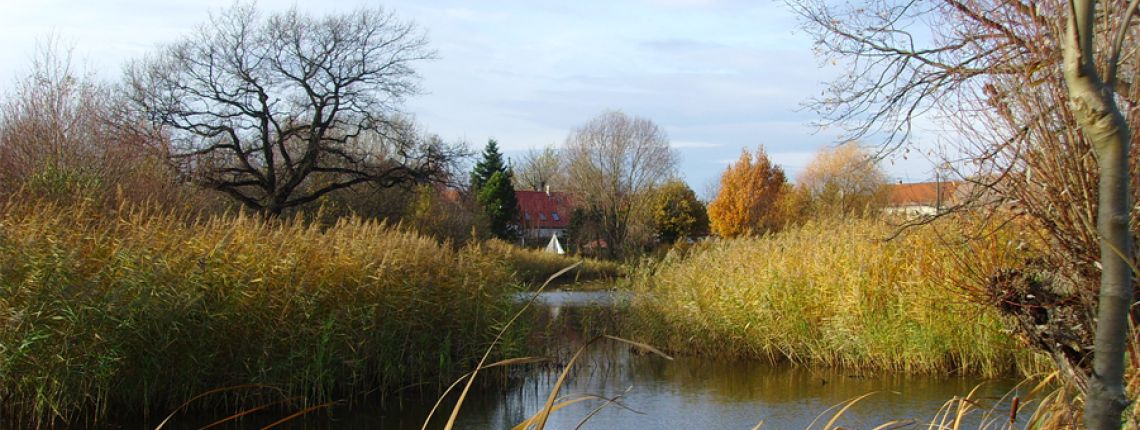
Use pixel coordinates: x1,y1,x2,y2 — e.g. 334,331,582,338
707,146,788,237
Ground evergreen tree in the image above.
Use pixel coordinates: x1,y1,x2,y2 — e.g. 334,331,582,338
471,139,506,192
476,171,519,239
471,139,518,239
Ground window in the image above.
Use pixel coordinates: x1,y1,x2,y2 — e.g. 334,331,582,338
524,213,531,220
551,212,560,221
539,213,546,221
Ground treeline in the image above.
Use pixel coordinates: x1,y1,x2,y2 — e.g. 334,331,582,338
0,8,494,245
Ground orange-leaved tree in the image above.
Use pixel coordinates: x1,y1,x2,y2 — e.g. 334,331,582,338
707,146,788,238
798,142,888,217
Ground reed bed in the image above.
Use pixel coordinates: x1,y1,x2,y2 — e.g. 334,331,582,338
483,239,624,286
628,217,1042,377
0,200,527,428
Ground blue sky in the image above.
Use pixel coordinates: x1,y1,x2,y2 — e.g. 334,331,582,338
0,0,947,197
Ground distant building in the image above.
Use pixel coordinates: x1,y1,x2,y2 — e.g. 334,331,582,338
884,181,960,217
515,187,572,246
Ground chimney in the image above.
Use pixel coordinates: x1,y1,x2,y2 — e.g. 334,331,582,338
544,184,550,196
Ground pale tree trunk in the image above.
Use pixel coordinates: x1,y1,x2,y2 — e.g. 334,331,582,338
1063,0,1134,428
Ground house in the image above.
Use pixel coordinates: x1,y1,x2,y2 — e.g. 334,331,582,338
515,188,572,246
884,181,960,217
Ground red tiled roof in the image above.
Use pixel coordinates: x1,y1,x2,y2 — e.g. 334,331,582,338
515,190,572,229
887,181,960,206
439,187,462,204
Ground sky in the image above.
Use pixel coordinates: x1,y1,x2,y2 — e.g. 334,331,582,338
0,0,948,198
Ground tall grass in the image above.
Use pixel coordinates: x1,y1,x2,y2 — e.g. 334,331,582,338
483,239,624,286
628,217,1043,377
0,200,527,428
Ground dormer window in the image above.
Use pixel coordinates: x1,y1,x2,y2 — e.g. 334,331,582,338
539,213,546,221
551,212,560,221
524,213,531,220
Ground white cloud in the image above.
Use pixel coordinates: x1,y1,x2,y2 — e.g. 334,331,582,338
0,0,940,192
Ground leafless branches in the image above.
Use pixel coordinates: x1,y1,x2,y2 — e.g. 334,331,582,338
514,145,564,192
564,111,678,258
124,4,452,216
792,0,1140,401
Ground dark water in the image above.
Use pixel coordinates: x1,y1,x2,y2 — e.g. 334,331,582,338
154,291,1026,429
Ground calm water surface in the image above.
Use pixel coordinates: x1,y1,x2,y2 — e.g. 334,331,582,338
158,291,1025,429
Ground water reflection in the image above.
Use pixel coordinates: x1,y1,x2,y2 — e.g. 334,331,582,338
154,292,1024,429
453,293,1023,429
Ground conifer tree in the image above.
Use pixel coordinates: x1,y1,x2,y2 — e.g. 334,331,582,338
471,139,518,239
471,139,506,192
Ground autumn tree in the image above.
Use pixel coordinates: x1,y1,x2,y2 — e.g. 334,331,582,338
798,142,888,216
652,180,709,244
791,0,1137,425
707,146,788,238
125,5,459,216
404,183,484,243
0,41,201,210
564,111,677,258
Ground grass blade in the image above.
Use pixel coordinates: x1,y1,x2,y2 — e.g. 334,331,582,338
154,384,282,430
603,335,673,360
421,356,551,430
813,391,881,430
441,262,582,430
197,398,297,430
258,401,337,430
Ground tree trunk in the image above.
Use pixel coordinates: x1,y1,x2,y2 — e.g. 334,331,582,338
1063,1,1134,428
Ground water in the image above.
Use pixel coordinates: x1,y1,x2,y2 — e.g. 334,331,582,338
154,291,1026,429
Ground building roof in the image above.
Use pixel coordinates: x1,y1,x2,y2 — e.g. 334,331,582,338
515,190,572,229
887,181,960,207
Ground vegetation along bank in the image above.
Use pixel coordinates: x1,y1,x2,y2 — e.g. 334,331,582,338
0,201,555,428
627,217,1045,378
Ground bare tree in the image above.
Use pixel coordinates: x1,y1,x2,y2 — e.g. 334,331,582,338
0,40,198,209
1063,1,1133,427
564,111,677,258
124,4,457,216
513,145,563,191
790,0,1137,426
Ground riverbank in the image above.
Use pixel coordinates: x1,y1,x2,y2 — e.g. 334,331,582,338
0,201,560,428
627,217,1044,377
484,239,625,286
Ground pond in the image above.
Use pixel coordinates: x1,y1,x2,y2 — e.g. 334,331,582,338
154,291,1026,429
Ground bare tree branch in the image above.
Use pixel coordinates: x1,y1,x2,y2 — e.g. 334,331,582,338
124,4,448,216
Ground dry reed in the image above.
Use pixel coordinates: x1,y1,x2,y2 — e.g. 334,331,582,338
0,199,530,428
628,216,1043,377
